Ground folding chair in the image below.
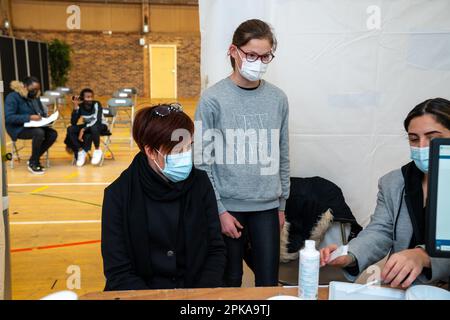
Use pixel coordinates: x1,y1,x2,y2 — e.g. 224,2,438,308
43,90,67,128
118,87,138,111
112,91,134,130
9,139,24,169
56,87,72,95
9,139,50,169
70,129,114,167
107,97,134,147
39,96,56,116
116,88,138,146
56,87,73,118
99,106,117,166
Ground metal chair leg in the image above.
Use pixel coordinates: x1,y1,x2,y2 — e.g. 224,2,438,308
103,136,115,160
99,152,105,167
46,151,50,168
10,142,14,169
11,141,21,169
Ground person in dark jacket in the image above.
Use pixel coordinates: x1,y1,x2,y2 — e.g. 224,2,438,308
65,88,107,166
4,77,57,174
101,103,226,291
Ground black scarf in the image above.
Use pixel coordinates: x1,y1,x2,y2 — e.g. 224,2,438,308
136,151,195,201
401,161,426,247
125,152,196,278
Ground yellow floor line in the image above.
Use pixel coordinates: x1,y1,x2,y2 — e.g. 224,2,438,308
64,172,79,179
30,185,49,194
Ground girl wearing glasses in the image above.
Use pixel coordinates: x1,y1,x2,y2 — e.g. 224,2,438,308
195,19,290,287
102,105,226,290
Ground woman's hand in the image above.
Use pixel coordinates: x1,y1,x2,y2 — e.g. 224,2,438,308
381,248,431,288
320,244,353,267
278,211,285,231
219,211,243,239
30,115,42,121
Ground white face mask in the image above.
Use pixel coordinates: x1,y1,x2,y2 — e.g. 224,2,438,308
236,50,268,82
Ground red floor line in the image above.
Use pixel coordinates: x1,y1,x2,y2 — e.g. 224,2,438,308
10,248,34,253
11,240,101,253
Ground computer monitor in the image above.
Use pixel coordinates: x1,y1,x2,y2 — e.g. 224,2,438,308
426,138,450,258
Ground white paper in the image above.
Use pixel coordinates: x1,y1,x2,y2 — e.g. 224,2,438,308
329,281,405,300
24,111,59,128
329,245,348,262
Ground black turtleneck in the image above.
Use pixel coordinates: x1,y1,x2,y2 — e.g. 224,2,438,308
401,161,426,248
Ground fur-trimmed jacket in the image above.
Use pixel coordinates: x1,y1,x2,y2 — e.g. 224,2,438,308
4,81,47,140
280,177,362,262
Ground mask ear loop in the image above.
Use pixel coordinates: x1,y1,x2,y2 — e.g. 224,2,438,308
153,149,166,172
234,47,247,70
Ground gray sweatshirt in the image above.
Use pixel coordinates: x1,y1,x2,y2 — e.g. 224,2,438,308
194,77,290,214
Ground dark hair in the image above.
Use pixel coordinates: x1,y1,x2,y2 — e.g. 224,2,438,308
80,88,94,99
230,19,277,69
23,76,40,87
404,98,450,132
133,105,194,154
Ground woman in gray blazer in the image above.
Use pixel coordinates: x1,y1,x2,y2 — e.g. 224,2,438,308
321,98,450,289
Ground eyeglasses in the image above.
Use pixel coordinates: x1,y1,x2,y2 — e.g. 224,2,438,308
151,103,183,117
238,47,275,64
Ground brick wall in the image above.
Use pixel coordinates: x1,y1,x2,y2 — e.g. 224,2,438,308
13,30,201,98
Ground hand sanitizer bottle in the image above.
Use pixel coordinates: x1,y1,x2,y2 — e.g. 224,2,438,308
298,240,320,300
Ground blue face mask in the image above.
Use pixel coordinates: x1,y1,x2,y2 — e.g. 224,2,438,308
154,149,193,182
410,146,429,173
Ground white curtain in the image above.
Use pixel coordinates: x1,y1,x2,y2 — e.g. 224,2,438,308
199,0,450,226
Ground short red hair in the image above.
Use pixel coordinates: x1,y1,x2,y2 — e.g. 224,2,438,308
132,105,194,154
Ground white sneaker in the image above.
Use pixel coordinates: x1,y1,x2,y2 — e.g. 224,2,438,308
91,149,103,166
76,150,87,167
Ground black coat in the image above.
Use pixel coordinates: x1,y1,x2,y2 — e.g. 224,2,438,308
285,177,362,253
4,89,46,140
101,153,226,291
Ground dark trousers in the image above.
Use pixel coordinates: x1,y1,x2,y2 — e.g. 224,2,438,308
67,124,104,153
223,208,280,287
17,127,58,165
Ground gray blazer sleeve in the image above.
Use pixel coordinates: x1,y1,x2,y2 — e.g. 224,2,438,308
347,177,394,273
426,257,450,282
416,245,450,283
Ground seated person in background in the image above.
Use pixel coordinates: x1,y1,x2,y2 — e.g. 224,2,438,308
65,88,107,166
101,104,226,291
320,98,450,288
4,76,57,175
